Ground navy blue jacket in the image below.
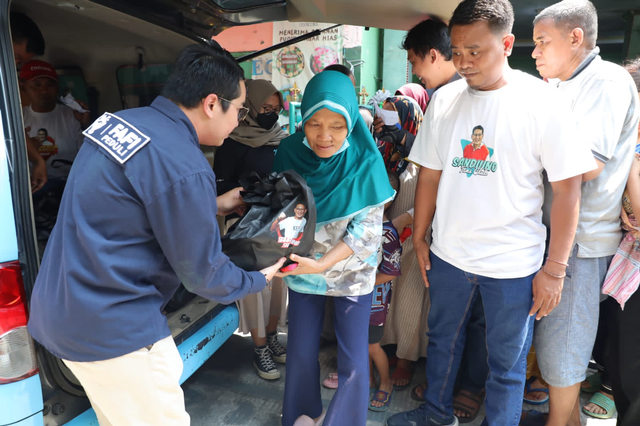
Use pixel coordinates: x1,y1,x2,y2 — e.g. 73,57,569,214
28,96,265,362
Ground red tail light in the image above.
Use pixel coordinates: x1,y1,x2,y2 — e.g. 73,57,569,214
0,261,38,384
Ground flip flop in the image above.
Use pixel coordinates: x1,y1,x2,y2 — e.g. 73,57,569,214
581,373,602,394
411,382,428,402
368,389,393,412
453,388,485,424
391,365,413,390
523,376,549,405
582,391,617,419
519,410,547,426
322,373,338,389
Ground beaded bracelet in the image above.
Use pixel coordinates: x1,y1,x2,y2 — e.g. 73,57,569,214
541,267,566,279
546,257,569,267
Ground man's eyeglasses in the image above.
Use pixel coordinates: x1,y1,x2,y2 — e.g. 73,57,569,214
262,105,283,115
219,97,250,121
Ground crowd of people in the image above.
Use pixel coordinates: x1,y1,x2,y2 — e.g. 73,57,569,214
18,0,640,426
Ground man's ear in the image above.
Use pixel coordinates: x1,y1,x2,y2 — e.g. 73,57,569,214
202,93,218,119
429,48,439,64
570,27,585,49
503,34,515,57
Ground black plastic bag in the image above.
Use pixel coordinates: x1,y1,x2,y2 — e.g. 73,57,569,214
221,170,316,271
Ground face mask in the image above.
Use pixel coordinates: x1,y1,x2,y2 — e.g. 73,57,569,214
257,112,279,130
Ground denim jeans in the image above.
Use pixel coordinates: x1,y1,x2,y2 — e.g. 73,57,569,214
455,294,489,395
424,253,535,426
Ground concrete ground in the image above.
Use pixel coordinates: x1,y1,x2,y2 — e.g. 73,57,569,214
183,332,616,426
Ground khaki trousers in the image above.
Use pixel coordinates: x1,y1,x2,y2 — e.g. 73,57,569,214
63,336,190,426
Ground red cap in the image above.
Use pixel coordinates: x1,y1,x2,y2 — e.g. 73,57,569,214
19,60,58,82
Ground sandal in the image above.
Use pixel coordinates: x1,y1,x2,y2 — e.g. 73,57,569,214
322,373,338,389
368,389,393,412
391,365,413,390
453,388,485,424
519,410,548,426
411,382,428,402
582,391,617,419
581,373,602,394
523,376,549,405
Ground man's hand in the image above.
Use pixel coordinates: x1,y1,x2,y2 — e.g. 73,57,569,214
529,269,564,320
414,239,431,288
260,257,287,282
216,187,246,217
73,101,91,129
373,115,384,135
275,253,325,277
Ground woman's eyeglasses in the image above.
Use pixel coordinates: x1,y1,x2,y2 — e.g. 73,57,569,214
262,105,283,115
219,97,250,121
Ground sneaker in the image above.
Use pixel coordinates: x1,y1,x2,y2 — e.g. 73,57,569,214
385,404,458,426
267,332,287,363
254,345,280,380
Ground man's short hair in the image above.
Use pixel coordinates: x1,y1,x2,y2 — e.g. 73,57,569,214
402,19,452,61
38,128,47,135
534,0,598,49
10,12,45,55
323,64,353,78
449,0,515,36
472,125,484,134
624,58,640,93
161,44,244,110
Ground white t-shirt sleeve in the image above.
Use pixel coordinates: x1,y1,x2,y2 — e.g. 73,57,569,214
408,98,443,170
540,94,596,182
577,79,634,162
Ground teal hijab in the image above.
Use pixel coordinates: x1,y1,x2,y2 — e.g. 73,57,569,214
273,71,394,225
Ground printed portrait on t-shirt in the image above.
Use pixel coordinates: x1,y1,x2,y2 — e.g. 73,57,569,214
452,124,498,178
270,203,308,248
36,128,58,160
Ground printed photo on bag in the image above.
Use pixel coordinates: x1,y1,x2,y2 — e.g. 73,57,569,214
270,203,308,248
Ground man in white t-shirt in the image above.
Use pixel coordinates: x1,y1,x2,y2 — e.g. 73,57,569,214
271,203,307,247
527,1,640,425
21,59,89,181
386,1,595,426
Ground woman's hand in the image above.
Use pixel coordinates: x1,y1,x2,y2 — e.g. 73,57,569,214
275,254,325,277
216,187,247,217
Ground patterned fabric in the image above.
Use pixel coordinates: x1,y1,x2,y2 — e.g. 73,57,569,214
395,83,429,113
377,96,423,174
283,206,384,297
602,203,640,309
370,221,402,326
380,164,431,360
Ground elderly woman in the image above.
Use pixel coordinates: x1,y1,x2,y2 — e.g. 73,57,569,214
214,79,290,380
273,71,394,426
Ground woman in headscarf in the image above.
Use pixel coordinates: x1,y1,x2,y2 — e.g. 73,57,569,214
214,79,289,194
395,83,429,113
273,71,394,426
214,79,290,381
376,95,423,175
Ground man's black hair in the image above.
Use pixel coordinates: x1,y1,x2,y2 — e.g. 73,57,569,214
162,44,244,110
38,128,47,135
10,12,45,55
323,64,353,78
449,0,515,35
402,19,452,61
472,125,484,134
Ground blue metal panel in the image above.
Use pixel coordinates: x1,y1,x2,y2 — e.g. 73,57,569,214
0,115,19,263
63,305,239,425
0,374,42,425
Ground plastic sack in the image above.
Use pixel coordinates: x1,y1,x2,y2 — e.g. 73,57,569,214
221,170,316,271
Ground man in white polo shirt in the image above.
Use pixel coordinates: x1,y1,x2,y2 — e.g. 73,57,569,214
529,1,640,425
